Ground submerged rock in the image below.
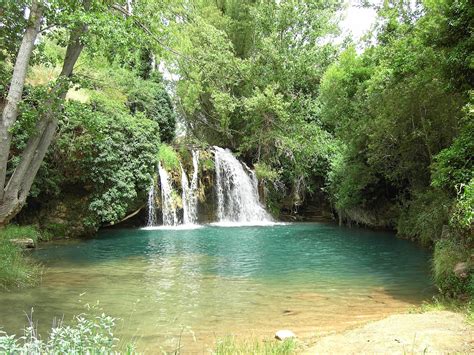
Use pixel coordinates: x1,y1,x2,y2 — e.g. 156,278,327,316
275,329,296,340
10,238,35,249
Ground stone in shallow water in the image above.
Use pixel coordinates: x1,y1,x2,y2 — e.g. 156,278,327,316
275,330,296,340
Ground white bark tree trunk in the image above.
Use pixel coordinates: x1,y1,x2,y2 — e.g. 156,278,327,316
0,0,42,200
0,0,91,226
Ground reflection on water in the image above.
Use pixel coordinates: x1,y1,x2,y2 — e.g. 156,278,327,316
0,223,434,352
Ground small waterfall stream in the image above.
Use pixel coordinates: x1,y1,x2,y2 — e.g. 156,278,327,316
181,164,190,224
181,150,200,224
146,147,272,227
158,163,178,226
214,146,272,224
146,183,157,227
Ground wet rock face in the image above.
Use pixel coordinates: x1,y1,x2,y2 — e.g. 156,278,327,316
38,193,97,239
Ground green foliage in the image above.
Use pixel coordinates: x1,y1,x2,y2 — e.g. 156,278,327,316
0,0,30,63
127,75,176,143
0,242,39,290
172,0,343,208
0,225,40,243
0,313,119,354
433,238,472,299
255,162,280,183
0,225,41,289
51,101,160,225
415,296,473,321
432,99,474,193
42,222,69,240
199,150,215,172
4,39,177,229
214,336,297,355
157,144,180,172
397,190,451,245
450,179,474,232
316,1,473,298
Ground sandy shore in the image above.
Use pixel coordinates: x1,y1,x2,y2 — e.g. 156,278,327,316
302,310,473,354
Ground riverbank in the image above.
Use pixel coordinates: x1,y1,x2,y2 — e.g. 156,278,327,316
302,310,473,354
0,225,43,289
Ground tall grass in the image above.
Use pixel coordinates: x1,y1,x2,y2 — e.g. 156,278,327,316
433,238,472,298
0,225,41,242
213,336,297,355
0,225,41,289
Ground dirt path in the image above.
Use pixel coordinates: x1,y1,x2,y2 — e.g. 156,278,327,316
303,311,473,354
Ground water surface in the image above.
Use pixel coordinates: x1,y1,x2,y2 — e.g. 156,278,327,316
0,223,434,352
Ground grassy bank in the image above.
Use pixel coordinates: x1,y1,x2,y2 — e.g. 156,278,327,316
415,296,474,325
214,336,297,355
0,225,42,289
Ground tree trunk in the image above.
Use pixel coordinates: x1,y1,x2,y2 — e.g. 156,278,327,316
0,0,90,226
0,0,42,201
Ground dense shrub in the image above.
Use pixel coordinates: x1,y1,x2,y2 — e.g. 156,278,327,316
34,101,161,226
0,313,121,353
397,190,452,245
433,238,472,299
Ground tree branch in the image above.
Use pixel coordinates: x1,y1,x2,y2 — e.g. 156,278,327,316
111,3,190,61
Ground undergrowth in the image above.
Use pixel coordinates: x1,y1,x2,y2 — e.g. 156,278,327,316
213,336,297,355
0,225,42,289
412,296,474,324
158,144,180,171
0,311,129,354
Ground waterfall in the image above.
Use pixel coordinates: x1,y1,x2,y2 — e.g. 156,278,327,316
158,162,179,226
146,182,157,227
181,164,190,224
214,146,272,224
181,150,200,224
145,147,273,228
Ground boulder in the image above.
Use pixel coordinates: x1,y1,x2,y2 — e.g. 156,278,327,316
453,262,469,278
10,238,35,249
275,329,296,341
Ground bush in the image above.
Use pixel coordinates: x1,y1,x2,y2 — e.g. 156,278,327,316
431,104,473,193
157,144,180,171
255,162,280,183
433,238,472,299
30,100,161,227
450,178,474,235
397,189,452,245
0,313,121,354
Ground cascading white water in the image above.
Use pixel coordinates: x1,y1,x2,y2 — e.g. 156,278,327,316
146,182,157,227
181,164,190,224
146,148,273,228
214,146,272,224
181,150,200,224
158,163,178,226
